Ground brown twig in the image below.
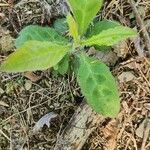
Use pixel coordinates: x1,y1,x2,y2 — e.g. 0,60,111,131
141,119,150,150
54,102,104,150
130,0,150,55
0,3,9,7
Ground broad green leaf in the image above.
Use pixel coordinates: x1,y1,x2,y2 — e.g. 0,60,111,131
82,26,137,47
67,0,103,36
15,25,69,48
86,20,120,51
86,20,120,37
67,14,79,43
0,41,71,72
53,18,68,35
77,53,120,117
54,54,69,75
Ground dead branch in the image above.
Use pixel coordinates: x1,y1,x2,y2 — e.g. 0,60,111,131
54,102,104,150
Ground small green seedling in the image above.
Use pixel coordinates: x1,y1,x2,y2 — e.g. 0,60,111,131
0,0,137,117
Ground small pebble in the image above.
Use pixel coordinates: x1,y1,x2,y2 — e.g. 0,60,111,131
25,80,32,90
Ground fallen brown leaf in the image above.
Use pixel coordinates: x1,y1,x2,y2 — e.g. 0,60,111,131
113,41,129,58
23,72,42,82
118,71,135,83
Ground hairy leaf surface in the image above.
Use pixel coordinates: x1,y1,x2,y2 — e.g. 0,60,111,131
15,25,69,48
53,18,68,35
67,0,103,36
82,26,136,47
86,20,120,50
54,54,69,75
77,54,120,117
0,41,71,72
87,20,120,37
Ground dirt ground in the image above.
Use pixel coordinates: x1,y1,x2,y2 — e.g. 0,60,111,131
0,0,150,150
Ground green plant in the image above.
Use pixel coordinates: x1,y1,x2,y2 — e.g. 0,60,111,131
0,0,137,117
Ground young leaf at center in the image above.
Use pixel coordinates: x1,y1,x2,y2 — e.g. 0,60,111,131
67,13,79,44
67,0,103,36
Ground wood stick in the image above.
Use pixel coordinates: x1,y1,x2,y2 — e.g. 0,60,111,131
54,102,104,150
141,119,150,150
